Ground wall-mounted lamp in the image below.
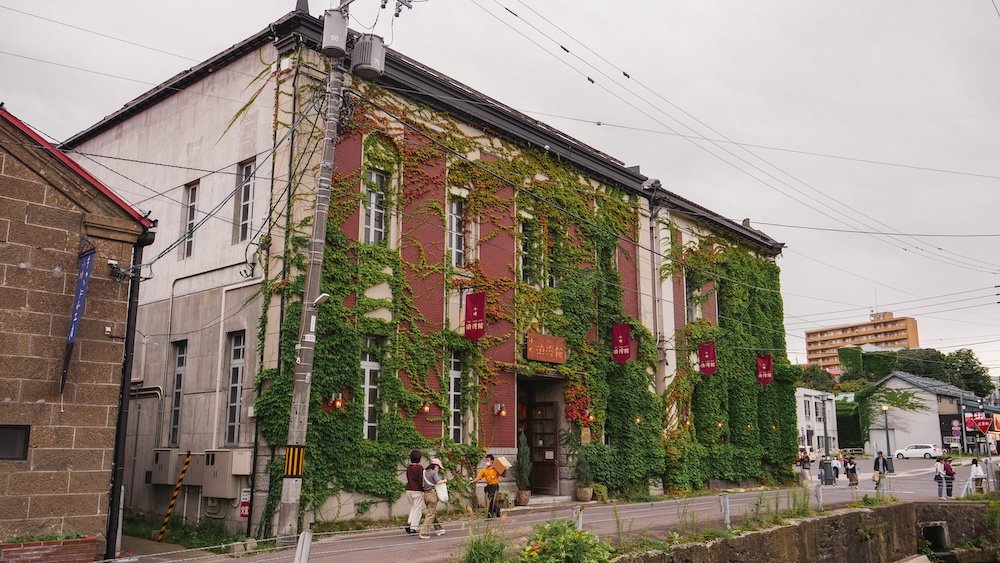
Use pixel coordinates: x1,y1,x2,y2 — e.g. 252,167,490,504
634,416,642,425
494,403,507,417
716,421,723,429
421,402,431,413
323,392,346,413
746,423,753,429
587,412,596,423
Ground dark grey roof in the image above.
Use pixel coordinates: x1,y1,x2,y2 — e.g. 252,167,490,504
875,371,993,407
61,9,782,254
654,188,784,254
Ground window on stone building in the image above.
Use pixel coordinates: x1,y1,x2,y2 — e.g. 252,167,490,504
361,336,383,440
448,197,466,267
364,169,388,244
684,270,697,323
0,425,29,460
235,161,254,243
169,341,187,447
804,400,811,419
225,331,246,446
449,352,464,442
182,183,198,258
546,226,559,288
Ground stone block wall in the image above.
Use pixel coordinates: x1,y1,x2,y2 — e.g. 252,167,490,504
0,536,98,563
0,122,143,556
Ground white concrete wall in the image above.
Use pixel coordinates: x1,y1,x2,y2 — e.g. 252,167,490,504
868,378,941,456
795,387,840,454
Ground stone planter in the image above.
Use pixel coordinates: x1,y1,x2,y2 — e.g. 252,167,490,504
575,486,594,502
515,489,532,506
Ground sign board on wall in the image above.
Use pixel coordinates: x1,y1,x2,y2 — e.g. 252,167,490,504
239,488,251,518
526,332,566,364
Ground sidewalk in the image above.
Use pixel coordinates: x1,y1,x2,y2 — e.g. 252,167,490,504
118,535,221,562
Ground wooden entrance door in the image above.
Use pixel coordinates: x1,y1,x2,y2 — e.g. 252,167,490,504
527,402,558,494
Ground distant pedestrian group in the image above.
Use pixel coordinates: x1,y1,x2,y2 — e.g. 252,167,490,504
933,456,956,499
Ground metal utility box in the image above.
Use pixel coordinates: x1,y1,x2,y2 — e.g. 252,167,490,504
151,448,178,485
178,452,206,487
202,449,252,498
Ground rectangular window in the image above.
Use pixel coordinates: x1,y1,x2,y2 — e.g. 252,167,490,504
815,401,823,421
361,336,382,440
546,226,558,288
182,183,197,258
236,162,254,243
803,400,811,419
448,197,465,267
225,331,246,446
364,169,388,244
684,271,697,323
520,222,533,284
169,341,187,447
0,425,29,460
448,352,463,443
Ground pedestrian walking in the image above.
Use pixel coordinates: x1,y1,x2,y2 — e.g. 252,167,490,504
404,449,425,535
419,458,447,539
943,456,956,498
933,456,946,499
796,451,812,487
471,454,503,518
846,456,859,488
971,458,987,494
873,451,890,492
831,457,842,482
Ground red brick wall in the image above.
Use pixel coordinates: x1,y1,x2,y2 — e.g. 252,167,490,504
0,537,97,563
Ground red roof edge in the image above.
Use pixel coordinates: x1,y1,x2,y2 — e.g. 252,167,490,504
0,106,152,228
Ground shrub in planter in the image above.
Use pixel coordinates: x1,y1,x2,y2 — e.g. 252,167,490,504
514,431,532,506
591,483,609,503
519,520,611,562
575,450,594,502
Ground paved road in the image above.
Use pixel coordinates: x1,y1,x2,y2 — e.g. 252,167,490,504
153,458,978,563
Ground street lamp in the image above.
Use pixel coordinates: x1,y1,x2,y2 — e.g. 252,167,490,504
819,393,830,458
881,404,895,474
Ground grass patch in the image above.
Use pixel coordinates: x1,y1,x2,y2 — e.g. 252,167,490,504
122,512,245,553
5,534,85,543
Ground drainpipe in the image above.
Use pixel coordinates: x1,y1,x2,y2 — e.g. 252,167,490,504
644,180,667,394
105,225,156,560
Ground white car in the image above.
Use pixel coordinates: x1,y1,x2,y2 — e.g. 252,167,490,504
893,444,940,459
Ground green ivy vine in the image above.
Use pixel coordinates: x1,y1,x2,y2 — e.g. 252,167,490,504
663,233,796,490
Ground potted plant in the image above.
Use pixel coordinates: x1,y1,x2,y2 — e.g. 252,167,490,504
514,431,532,506
574,449,594,501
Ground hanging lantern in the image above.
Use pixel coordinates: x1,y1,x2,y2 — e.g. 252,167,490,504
611,323,631,364
697,341,717,375
464,291,487,341
756,354,774,385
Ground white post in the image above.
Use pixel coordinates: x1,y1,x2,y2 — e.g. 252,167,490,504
719,494,730,528
292,530,313,563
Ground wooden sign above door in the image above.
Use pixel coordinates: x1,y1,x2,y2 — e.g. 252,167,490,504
526,332,567,364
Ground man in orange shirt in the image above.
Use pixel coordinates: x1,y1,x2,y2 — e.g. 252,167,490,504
471,454,502,518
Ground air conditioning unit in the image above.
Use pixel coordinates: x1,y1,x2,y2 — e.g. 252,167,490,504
178,452,206,487
151,448,179,485
202,449,252,498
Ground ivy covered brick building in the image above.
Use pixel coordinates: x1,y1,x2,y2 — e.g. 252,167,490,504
63,5,794,534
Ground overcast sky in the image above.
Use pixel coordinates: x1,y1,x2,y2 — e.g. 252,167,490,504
3,0,1000,380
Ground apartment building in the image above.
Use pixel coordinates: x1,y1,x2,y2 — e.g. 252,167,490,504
805,312,919,374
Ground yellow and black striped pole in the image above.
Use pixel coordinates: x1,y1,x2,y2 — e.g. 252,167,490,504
156,451,191,542
284,445,305,478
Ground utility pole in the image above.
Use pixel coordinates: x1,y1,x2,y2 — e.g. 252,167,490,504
275,4,348,541
819,393,829,458
276,0,398,539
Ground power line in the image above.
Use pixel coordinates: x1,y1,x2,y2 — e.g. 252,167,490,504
757,221,1000,238
787,285,999,319
478,0,1000,276
786,296,1000,327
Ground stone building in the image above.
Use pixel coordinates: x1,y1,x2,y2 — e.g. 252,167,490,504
0,105,153,557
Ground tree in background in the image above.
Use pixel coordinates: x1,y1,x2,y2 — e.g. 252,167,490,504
856,386,929,444
795,364,835,392
947,348,993,398
836,346,995,398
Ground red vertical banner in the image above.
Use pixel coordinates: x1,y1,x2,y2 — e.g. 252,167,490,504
464,291,487,341
611,323,631,364
697,341,717,375
756,354,774,385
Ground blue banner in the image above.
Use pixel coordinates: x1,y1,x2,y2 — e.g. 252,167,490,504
60,249,96,393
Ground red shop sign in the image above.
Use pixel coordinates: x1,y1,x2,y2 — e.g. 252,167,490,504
697,341,717,376
756,354,774,385
611,323,631,364
464,291,487,341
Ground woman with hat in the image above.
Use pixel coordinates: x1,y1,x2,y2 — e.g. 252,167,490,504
419,458,447,539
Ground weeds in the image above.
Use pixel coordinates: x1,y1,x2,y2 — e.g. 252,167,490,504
456,523,511,563
122,513,245,553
